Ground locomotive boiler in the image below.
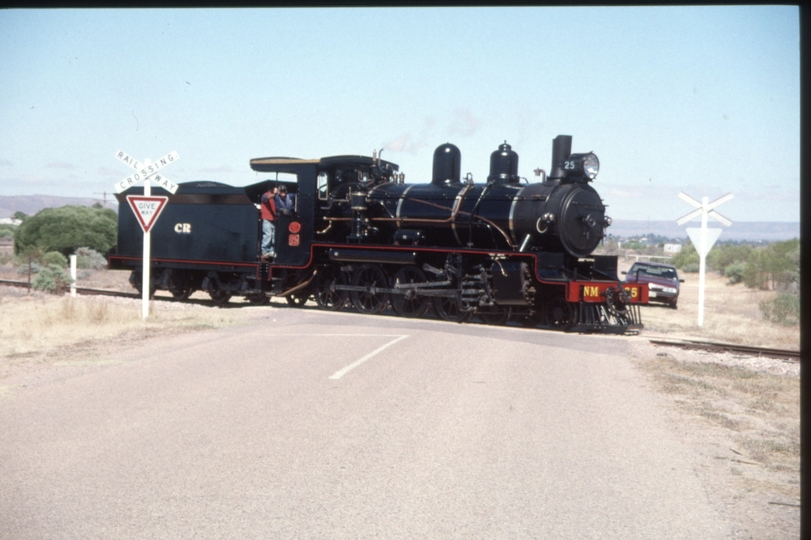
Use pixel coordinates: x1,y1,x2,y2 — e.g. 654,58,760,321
321,136,609,260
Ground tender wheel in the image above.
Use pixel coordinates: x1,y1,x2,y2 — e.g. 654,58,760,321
479,306,511,326
433,295,472,323
209,290,232,306
131,272,156,299
171,287,193,301
351,264,389,314
248,293,270,305
546,297,575,331
285,290,310,307
391,265,430,318
315,266,348,311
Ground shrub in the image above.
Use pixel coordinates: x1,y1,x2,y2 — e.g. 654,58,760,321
682,263,700,273
17,262,41,275
708,243,753,273
43,251,69,268
670,243,699,269
724,262,747,284
13,205,117,257
759,293,800,326
74,246,108,270
32,264,73,294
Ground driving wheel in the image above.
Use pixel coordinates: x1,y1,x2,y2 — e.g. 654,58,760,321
391,265,429,318
315,266,347,311
351,264,389,314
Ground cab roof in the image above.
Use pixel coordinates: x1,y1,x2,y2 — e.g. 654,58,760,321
249,155,399,173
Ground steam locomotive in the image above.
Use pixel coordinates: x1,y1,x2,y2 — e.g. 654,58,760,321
109,135,648,332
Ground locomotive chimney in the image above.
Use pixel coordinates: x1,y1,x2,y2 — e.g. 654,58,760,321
549,135,572,180
431,143,462,186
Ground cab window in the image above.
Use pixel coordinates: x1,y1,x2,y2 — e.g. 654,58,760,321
317,172,329,200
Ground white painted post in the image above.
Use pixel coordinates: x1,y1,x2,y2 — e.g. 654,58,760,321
142,160,151,320
69,254,77,298
697,197,708,327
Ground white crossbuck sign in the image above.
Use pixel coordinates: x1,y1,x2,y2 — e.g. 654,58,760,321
676,191,733,327
114,150,179,194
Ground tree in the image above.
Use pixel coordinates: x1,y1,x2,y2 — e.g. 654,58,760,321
13,205,117,257
12,211,28,221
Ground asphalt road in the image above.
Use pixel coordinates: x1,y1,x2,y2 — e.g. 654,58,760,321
0,307,733,539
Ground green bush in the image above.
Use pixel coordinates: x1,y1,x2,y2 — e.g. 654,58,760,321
708,243,753,273
724,262,747,284
742,239,799,291
759,293,800,326
670,243,699,269
32,264,73,294
17,262,41,275
13,205,117,257
682,263,700,273
74,246,108,270
43,251,69,268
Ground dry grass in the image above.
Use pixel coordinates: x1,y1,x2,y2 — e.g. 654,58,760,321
0,288,249,363
634,348,800,537
620,259,799,350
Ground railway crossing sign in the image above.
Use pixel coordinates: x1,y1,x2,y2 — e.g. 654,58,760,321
676,191,733,327
126,195,169,233
114,150,179,194
114,150,179,320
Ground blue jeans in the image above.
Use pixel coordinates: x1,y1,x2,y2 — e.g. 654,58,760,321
262,220,275,257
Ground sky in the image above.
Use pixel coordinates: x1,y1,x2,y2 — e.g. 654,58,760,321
0,6,801,223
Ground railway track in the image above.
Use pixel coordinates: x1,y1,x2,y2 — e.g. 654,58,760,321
1,278,800,361
649,338,800,362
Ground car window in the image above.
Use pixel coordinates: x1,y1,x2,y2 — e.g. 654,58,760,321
629,264,677,279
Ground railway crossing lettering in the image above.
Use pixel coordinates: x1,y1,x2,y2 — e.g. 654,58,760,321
114,150,179,194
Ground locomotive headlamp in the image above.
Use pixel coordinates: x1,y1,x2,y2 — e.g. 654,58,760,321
562,152,600,180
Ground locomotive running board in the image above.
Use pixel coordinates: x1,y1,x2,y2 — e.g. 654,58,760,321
328,248,416,265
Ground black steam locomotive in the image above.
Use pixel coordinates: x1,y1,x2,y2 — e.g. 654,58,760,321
109,135,648,332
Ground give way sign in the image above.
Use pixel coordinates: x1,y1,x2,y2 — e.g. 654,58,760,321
126,195,169,233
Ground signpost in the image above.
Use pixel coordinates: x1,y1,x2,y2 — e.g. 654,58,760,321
114,150,179,319
676,192,733,327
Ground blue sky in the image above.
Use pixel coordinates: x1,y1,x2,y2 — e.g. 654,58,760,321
0,6,800,223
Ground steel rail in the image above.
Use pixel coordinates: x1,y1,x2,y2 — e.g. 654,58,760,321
649,338,800,362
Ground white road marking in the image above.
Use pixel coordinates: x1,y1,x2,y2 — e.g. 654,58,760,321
328,335,410,380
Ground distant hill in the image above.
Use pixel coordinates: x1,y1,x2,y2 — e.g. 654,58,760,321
609,219,799,242
0,195,118,218
0,195,799,242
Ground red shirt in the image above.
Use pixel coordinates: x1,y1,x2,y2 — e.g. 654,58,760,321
260,191,277,221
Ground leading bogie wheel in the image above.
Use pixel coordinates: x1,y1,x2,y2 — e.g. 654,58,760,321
546,297,575,331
